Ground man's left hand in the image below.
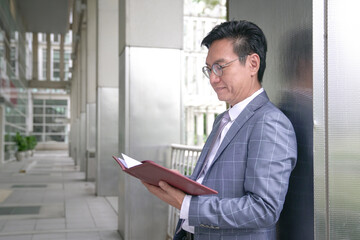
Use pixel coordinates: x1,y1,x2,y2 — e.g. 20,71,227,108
142,181,186,210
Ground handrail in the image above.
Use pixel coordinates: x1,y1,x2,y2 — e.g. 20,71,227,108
170,143,202,151
167,144,202,239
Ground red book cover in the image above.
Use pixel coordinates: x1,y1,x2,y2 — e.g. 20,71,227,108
113,155,217,196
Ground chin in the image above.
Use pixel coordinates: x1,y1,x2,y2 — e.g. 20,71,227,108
216,93,227,101
216,95,224,101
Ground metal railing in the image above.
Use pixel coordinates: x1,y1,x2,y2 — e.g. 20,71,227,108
167,143,202,239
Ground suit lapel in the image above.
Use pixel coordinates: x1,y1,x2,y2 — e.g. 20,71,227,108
208,91,270,172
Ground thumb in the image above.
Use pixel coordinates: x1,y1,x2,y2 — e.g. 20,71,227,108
158,181,171,191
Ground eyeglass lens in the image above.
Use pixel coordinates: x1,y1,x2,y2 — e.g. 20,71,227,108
202,63,223,79
212,64,223,76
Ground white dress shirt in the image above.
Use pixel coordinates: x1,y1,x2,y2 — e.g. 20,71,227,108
180,88,264,233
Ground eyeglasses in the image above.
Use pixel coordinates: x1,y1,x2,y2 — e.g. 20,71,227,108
202,57,245,79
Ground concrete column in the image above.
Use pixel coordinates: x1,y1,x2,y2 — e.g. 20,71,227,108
26,91,33,133
95,0,119,196
79,22,87,173
69,62,76,158
32,33,38,80
118,0,183,239
0,104,4,164
85,0,97,181
206,109,215,137
70,45,81,164
74,43,82,166
186,107,195,145
196,112,204,145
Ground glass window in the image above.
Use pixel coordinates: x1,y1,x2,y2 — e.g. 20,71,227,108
33,126,43,133
64,51,71,81
39,33,46,42
53,49,60,80
4,105,27,162
10,46,17,77
33,117,44,124
33,135,42,142
53,34,60,42
6,115,23,123
53,71,60,79
1,23,29,162
65,31,72,44
46,135,65,142
33,98,68,143
45,116,58,124
45,99,67,105
33,99,44,105
46,125,66,133
33,107,44,114
46,107,66,115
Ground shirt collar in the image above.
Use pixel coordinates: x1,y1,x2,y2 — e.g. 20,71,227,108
228,88,264,121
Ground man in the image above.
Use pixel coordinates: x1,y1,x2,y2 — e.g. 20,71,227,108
143,20,297,240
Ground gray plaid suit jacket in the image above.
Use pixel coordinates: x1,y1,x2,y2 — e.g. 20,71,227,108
176,91,297,240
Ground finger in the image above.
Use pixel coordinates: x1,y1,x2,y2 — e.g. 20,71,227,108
145,183,161,192
142,181,161,191
158,181,177,194
158,181,169,189
141,181,151,188
142,181,163,195
158,181,184,199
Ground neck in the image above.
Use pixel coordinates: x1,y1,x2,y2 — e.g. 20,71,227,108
230,87,263,107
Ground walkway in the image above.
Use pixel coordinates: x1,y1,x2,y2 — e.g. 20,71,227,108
0,151,122,240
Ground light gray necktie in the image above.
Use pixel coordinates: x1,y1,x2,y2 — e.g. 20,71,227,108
198,111,231,178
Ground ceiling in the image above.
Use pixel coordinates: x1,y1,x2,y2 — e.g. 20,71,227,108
16,0,71,34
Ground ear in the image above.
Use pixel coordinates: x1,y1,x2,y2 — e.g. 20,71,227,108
248,53,260,77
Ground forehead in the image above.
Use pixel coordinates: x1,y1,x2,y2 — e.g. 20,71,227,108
206,39,237,63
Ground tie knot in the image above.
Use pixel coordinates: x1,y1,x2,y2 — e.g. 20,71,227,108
217,111,231,133
221,111,231,124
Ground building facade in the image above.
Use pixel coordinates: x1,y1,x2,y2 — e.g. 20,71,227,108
183,0,227,146
0,1,72,162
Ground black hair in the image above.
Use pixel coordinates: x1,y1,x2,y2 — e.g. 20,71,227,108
201,20,267,83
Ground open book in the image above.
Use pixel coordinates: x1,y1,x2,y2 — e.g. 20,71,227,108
113,154,217,196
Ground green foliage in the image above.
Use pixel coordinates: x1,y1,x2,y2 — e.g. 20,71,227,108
193,0,221,9
13,133,37,151
13,132,28,152
26,135,37,150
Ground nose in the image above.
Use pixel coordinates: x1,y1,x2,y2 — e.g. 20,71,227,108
209,71,221,84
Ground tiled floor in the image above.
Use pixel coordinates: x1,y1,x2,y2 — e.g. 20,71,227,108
0,151,122,240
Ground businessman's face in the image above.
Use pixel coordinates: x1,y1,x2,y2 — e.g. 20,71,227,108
205,38,261,106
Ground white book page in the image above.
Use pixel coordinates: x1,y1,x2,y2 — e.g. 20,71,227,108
121,153,143,168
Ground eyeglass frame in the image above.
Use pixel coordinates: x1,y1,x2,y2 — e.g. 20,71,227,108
202,55,248,79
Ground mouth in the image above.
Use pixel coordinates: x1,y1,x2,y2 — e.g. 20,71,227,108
214,86,226,92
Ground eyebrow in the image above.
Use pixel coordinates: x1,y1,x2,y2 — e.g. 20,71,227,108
205,58,226,66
